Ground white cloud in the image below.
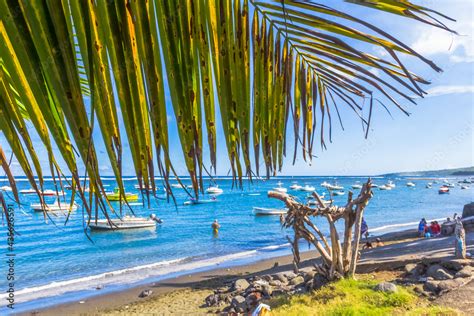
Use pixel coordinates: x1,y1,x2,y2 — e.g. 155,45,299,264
411,19,473,63
424,85,474,97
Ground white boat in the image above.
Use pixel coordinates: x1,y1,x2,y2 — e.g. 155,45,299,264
370,183,378,188
379,185,392,191
426,184,432,189
386,181,396,188
326,182,344,190
0,185,12,192
332,190,345,196
290,184,302,190
300,185,315,192
351,183,362,189
321,181,330,188
206,186,223,195
41,189,66,196
461,185,469,190
446,183,455,188
307,199,331,206
89,216,157,230
273,183,287,193
20,188,37,194
31,200,78,212
184,197,217,205
406,182,416,187
253,207,288,216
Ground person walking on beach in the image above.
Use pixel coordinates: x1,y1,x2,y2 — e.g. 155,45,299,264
418,218,427,237
454,218,466,259
360,217,369,239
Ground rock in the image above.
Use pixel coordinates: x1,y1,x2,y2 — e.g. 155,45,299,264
284,271,297,280
462,202,474,218
214,286,229,294
231,295,246,313
438,279,465,293
261,274,273,282
271,287,287,297
273,273,288,284
138,289,153,298
233,279,250,292
269,280,282,287
441,259,472,271
205,294,220,307
313,274,328,289
245,292,262,309
303,270,316,282
413,285,430,297
455,266,473,278
423,280,440,293
426,265,453,280
262,284,273,297
374,282,398,293
289,276,305,286
404,263,424,276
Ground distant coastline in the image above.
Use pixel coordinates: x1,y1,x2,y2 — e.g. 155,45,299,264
380,166,474,178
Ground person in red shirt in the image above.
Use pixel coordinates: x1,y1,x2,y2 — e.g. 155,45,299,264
431,221,441,236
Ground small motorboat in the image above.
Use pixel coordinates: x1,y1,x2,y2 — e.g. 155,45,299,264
461,185,469,190
370,183,378,188
41,189,66,197
307,198,331,207
89,216,157,230
332,190,345,196
184,197,217,205
272,183,287,193
351,183,362,189
438,186,450,194
426,183,432,189
406,182,416,187
20,188,37,194
253,207,288,216
445,183,455,188
379,185,392,191
0,186,13,192
206,186,223,195
300,185,315,192
326,182,344,190
106,188,139,202
31,200,78,212
320,181,330,188
290,183,302,190
386,181,396,188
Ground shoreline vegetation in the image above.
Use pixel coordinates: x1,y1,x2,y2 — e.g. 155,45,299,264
25,228,473,315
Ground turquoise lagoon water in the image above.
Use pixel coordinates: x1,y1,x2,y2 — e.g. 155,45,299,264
0,175,471,312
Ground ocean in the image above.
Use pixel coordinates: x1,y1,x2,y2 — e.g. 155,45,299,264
0,175,471,313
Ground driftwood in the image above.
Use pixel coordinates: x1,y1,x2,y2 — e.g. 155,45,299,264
268,179,373,280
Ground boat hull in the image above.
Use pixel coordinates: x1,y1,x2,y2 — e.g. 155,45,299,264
253,207,287,215
89,218,156,230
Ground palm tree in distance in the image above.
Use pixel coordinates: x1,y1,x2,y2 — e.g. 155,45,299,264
0,0,454,223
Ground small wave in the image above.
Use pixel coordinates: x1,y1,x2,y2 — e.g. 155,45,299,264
370,217,448,233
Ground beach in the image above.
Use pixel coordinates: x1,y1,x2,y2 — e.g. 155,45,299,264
26,228,474,315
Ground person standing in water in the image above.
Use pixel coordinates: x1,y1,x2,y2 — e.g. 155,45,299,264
211,219,220,234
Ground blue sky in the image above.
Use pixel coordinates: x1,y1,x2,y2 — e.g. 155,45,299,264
1,0,473,177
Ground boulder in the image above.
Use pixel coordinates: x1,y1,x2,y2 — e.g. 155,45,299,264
271,285,291,297
462,202,474,218
261,274,273,282
289,276,305,286
455,266,473,278
245,292,262,309
273,273,288,284
269,280,283,287
214,286,229,294
404,263,424,276
423,280,440,293
438,279,465,293
374,282,398,293
138,289,153,298
426,265,453,280
303,270,316,282
441,259,472,271
231,295,246,313
205,294,220,307
313,274,328,289
284,271,297,280
262,284,273,297
233,279,250,292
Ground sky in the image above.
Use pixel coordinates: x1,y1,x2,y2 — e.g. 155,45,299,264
1,0,473,177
